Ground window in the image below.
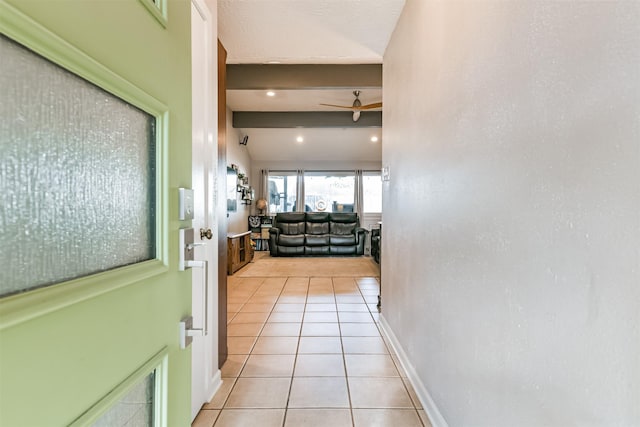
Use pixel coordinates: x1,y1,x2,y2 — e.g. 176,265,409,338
363,171,382,213
261,169,382,215
304,172,355,213
268,172,297,213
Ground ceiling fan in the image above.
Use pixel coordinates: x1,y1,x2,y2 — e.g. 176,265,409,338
320,90,382,122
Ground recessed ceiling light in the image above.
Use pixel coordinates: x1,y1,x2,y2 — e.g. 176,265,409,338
267,61,281,64
371,136,379,142
266,91,276,97
296,136,304,143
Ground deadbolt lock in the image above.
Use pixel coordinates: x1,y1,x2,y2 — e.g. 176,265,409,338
200,228,213,240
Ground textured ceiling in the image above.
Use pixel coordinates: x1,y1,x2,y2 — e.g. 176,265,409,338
218,0,406,64
219,0,405,163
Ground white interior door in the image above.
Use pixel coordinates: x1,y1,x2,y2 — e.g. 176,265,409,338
191,0,220,420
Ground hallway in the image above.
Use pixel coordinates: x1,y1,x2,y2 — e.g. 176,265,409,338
192,267,430,427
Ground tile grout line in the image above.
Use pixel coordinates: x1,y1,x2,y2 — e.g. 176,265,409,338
334,277,357,427
282,275,309,427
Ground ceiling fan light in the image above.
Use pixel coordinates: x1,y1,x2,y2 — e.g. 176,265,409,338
352,111,361,122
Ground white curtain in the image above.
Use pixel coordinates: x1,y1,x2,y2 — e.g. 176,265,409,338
354,169,364,224
296,169,305,212
260,169,270,214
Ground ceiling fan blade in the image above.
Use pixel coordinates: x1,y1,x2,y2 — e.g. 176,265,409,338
319,103,354,109
357,102,383,110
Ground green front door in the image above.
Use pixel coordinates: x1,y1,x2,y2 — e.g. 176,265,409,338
0,1,193,425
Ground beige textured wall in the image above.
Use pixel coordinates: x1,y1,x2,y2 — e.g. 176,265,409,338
381,1,640,425
227,106,253,233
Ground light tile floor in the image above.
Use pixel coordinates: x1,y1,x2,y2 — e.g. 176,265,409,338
192,275,432,427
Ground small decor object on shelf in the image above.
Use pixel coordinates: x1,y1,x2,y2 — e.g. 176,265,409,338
248,215,261,229
261,223,270,239
256,198,267,214
241,187,254,205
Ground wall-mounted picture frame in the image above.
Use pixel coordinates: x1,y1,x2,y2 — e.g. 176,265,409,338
227,166,237,212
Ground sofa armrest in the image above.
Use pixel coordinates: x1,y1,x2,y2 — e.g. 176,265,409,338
354,227,368,244
269,227,280,237
268,228,280,256
353,227,368,255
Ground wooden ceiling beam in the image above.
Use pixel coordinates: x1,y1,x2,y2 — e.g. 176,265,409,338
226,64,382,90
233,111,382,128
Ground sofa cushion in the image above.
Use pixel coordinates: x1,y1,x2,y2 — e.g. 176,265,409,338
279,234,305,246
275,213,307,235
329,213,358,235
329,213,358,223
330,234,357,246
280,222,305,235
305,245,330,255
277,212,306,222
306,212,330,222
330,245,356,255
305,212,330,235
305,234,330,246
330,221,356,235
306,221,329,234
278,245,305,256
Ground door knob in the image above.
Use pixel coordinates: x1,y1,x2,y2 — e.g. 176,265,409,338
200,228,213,240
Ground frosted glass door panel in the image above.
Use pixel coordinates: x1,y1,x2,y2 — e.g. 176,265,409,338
0,35,156,297
92,371,155,427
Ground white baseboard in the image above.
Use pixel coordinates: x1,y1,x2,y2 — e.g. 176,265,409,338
206,369,222,403
379,315,449,427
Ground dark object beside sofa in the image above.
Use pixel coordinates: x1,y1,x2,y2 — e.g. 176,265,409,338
269,212,367,256
370,227,380,264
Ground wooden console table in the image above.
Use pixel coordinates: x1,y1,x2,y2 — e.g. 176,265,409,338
227,231,254,274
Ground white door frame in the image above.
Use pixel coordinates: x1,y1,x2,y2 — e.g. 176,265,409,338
190,0,220,421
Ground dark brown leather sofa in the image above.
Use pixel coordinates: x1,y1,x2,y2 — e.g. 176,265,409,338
268,212,367,256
